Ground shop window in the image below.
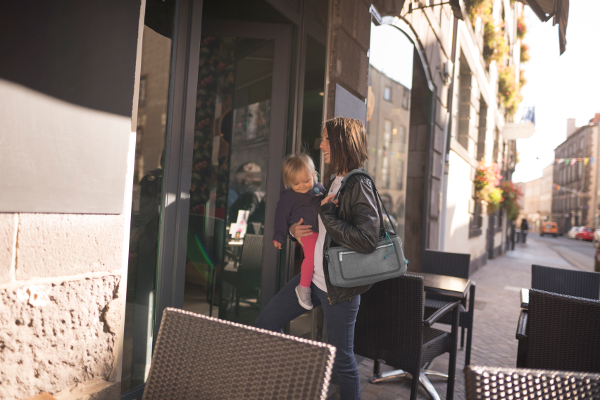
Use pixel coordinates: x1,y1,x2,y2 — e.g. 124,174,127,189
122,11,175,394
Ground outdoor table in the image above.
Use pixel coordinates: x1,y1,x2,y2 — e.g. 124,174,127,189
410,272,472,299
521,288,529,309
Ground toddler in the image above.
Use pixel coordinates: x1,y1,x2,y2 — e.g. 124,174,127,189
273,153,325,310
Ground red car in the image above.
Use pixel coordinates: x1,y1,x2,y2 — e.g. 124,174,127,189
576,227,595,241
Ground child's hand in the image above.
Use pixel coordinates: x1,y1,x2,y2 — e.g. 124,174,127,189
273,240,282,250
321,195,338,206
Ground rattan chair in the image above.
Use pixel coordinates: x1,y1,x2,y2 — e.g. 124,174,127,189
354,274,461,400
143,308,336,400
515,289,600,371
465,365,600,400
532,264,600,300
516,265,600,366
421,249,475,367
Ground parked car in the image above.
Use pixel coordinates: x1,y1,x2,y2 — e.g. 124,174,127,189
540,222,558,237
576,227,595,241
567,226,582,239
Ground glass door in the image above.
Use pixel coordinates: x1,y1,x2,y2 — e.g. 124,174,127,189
182,21,291,326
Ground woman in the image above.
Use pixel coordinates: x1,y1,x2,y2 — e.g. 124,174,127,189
256,117,380,399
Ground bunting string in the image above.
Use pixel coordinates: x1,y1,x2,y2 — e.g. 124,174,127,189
554,157,594,165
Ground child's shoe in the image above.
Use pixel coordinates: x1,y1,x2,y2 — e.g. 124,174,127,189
295,285,313,310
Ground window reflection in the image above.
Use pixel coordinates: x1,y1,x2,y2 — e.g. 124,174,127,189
122,22,173,393
183,35,274,327
366,23,414,238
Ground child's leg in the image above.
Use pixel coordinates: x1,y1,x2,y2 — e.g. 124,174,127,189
299,232,319,288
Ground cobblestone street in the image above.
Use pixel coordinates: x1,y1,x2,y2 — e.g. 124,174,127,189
353,235,579,400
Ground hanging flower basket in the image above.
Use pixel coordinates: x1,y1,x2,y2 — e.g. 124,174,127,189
500,181,522,220
475,161,503,214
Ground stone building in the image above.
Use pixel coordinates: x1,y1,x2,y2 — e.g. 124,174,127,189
552,116,600,234
0,0,523,398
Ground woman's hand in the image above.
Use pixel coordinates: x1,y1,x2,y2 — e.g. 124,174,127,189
290,218,312,247
320,195,338,206
273,240,282,250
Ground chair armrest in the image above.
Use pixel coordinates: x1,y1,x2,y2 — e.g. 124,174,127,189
423,300,461,328
516,309,528,340
520,288,529,309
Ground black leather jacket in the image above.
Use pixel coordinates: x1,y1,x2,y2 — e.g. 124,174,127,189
318,172,381,305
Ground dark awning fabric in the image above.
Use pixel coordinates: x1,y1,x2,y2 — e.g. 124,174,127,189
518,0,569,54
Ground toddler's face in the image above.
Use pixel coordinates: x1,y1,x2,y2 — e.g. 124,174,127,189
290,169,314,194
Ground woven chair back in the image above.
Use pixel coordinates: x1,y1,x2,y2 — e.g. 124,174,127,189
422,250,471,279
465,365,600,400
238,234,263,291
527,289,600,372
143,308,336,400
532,264,600,300
354,274,424,375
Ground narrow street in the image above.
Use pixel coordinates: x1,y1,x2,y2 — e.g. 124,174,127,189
355,234,586,400
532,233,596,272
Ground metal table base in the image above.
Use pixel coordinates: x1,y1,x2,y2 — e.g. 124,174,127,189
369,368,448,400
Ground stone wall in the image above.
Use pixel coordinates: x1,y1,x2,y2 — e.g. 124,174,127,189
0,213,129,400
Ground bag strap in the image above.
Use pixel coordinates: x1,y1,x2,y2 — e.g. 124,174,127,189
326,169,397,244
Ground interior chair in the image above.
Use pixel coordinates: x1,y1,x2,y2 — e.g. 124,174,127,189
143,308,336,400
532,264,600,299
516,288,600,371
465,366,600,400
222,234,263,316
354,274,461,400
421,249,475,367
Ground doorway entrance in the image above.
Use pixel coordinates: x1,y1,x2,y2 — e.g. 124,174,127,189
181,21,291,326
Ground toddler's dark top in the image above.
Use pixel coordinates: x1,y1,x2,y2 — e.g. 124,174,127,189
272,182,326,244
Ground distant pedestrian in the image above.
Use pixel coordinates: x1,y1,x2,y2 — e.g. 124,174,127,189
521,218,529,243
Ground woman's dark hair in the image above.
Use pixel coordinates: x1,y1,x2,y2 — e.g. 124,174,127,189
323,117,368,177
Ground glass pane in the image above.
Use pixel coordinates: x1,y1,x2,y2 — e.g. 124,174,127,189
183,35,275,326
366,23,414,241
122,13,175,393
289,34,326,339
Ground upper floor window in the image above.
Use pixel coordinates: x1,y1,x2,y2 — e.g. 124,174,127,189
402,87,410,109
384,120,392,149
383,87,391,101
580,137,584,150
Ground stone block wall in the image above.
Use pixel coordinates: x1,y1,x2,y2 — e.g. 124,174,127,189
0,213,129,400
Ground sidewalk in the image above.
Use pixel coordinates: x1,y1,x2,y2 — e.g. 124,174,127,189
354,235,577,400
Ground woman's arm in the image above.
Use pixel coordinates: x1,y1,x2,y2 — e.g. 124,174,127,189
319,177,380,253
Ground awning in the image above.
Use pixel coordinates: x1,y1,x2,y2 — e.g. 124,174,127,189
517,0,569,54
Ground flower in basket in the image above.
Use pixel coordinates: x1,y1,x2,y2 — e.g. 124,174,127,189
500,181,521,220
475,161,503,214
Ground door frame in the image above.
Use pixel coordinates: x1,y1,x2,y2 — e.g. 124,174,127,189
161,19,293,321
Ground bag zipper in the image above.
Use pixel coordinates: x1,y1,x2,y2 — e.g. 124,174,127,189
337,242,394,261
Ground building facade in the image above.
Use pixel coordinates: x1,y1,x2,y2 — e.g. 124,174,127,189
552,117,600,234
0,0,521,398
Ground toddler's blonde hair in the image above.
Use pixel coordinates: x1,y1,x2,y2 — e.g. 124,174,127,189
282,153,318,189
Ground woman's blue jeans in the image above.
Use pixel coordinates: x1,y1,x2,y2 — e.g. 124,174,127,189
256,274,361,400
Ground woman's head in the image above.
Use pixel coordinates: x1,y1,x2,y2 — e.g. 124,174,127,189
320,117,368,175
281,153,318,193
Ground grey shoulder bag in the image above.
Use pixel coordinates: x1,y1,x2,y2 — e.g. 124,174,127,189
324,170,408,288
